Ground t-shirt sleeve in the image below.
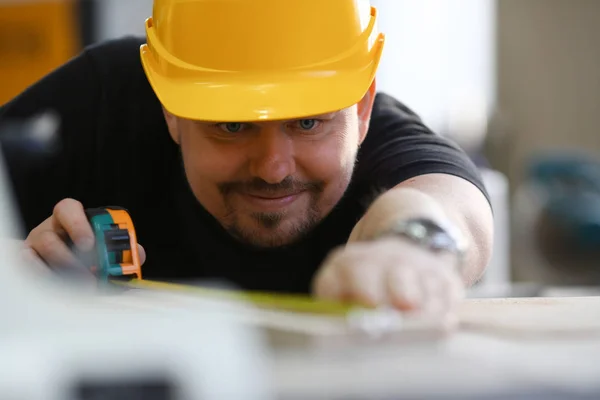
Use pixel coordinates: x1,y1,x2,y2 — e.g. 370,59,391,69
0,49,102,235
353,92,490,204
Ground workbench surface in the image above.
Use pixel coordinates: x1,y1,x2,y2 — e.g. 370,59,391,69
270,296,600,399
105,289,600,399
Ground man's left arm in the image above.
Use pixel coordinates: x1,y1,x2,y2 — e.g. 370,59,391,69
350,173,493,284
313,173,493,314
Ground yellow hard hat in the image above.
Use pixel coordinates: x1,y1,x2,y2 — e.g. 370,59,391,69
140,0,385,122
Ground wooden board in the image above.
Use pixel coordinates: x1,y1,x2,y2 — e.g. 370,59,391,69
99,287,454,338
93,281,600,339
95,290,600,398
458,296,600,338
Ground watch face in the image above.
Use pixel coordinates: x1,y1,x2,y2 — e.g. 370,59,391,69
405,221,429,240
430,230,459,252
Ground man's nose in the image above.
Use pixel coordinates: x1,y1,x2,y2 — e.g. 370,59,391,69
248,128,296,184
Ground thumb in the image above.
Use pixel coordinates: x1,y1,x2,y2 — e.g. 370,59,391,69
137,244,147,265
312,264,343,301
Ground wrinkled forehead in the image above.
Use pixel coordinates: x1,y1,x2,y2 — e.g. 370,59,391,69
184,107,358,125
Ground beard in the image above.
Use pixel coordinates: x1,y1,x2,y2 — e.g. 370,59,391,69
224,208,322,248
217,176,325,248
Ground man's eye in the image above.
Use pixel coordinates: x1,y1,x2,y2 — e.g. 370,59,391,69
218,123,245,133
296,119,319,130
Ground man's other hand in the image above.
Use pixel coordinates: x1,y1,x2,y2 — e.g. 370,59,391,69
312,237,465,316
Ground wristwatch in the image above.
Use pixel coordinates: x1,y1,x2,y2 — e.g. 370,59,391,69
372,217,468,272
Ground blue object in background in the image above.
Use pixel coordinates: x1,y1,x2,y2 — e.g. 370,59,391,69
528,154,600,248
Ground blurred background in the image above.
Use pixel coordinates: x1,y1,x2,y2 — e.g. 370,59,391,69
1,0,599,294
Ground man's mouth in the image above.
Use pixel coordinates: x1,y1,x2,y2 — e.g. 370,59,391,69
240,190,305,209
245,191,302,200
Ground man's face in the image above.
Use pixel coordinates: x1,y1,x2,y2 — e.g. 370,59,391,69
163,88,375,248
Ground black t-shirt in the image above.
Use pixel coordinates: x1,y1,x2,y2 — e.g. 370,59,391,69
0,37,488,294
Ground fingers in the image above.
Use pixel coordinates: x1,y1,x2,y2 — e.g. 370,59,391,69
387,266,422,311
436,265,465,311
31,229,86,270
24,198,92,270
389,261,464,315
314,244,387,308
418,270,448,315
312,255,343,301
52,199,95,251
339,261,385,307
313,241,466,315
137,243,147,265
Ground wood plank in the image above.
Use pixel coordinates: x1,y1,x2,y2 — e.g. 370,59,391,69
459,296,600,337
100,285,600,339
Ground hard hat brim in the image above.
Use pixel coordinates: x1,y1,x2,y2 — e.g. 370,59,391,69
140,43,383,122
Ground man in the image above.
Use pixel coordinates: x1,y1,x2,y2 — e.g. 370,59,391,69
0,0,493,316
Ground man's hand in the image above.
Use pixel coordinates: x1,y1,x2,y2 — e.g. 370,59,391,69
312,173,494,315
22,198,146,273
312,237,465,316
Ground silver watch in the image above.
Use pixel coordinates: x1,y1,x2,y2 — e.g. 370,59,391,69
372,218,467,271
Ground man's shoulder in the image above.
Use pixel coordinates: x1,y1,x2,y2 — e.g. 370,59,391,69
81,36,161,115
83,36,146,66
75,37,169,160
82,36,152,93
371,92,429,127
368,92,435,139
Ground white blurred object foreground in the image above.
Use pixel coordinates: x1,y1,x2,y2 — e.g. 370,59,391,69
0,152,274,399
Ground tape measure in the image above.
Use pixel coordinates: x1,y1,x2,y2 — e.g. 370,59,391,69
84,207,142,282
85,207,363,317
114,279,360,316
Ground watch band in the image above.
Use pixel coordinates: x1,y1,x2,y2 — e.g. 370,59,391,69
371,217,467,272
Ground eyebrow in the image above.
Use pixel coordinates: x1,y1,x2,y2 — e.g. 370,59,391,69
195,111,339,125
296,112,337,119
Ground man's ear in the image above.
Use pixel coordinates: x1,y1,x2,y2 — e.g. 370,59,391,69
162,106,181,145
356,79,377,145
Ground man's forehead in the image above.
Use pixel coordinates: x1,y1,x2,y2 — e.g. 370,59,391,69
192,109,351,124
